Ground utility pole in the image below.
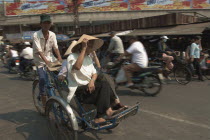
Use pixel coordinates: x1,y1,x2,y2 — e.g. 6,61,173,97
72,0,80,30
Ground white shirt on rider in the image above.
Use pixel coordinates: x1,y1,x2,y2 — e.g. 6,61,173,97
20,47,33,59
126,41,148,68
33,30,58,68
66,53,97,103
10,50,19,57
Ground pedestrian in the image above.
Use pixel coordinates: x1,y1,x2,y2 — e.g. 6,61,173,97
32,14,62,108
190,36,204,81
107,31,124,62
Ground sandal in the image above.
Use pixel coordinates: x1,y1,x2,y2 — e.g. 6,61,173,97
112,103,128,110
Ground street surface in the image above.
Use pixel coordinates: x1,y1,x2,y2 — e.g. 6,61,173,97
0,65,210,140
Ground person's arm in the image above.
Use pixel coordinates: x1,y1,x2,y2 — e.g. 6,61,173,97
52,34,62,62
91,51,101,69
72,39,88,70
116,51,131,61
190,44,195,62
107,38,115,53
88,72,98,93
199,40,202,50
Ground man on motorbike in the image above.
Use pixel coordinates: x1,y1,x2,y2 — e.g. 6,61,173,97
33,14,62,108
7,45,19,69
107,31,124,62
117,36,149,87
19,42,33,73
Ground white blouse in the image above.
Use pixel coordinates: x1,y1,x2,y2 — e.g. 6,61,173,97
66,53,97,103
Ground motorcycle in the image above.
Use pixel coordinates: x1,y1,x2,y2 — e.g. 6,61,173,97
105,59,163,96
8,57,20,73
19,59,37,80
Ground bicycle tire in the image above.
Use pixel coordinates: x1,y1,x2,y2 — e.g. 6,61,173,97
202,69,210,80
174,66,192,85
32,80,45,115
46,99,78,140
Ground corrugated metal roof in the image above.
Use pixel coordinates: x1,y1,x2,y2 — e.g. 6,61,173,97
126,22,210,36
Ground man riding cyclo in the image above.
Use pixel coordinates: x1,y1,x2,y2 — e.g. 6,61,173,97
32,14,62,109
57,35,127,124
116,36,149,88
19,42,34,73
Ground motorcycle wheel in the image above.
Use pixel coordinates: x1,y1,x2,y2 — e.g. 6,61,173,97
142,75,162,96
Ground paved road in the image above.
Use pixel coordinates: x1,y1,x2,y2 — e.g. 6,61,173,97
0,66,210,140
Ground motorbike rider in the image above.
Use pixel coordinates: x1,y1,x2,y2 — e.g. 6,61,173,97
117,36,149,87
33,14,62,108
7,45,19,68
107,31,124,62
19,42,33,73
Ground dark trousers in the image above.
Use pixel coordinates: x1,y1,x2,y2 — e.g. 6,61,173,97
19,58,32,72
76,80,115,118
37,67,47,95
193,58,203,79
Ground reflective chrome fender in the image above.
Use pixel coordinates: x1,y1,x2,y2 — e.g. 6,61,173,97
46,96,79,131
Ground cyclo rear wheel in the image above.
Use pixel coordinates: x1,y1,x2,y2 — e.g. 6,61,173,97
174,66,192,85
46,99,78,140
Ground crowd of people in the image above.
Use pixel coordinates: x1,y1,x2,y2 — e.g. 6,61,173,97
0,14,209,124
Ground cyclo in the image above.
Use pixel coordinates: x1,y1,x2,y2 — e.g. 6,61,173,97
32,63,140,140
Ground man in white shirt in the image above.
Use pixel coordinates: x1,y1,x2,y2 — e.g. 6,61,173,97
117,36,148,87
33,14,62,107
19,42,33,72
107,31,124,62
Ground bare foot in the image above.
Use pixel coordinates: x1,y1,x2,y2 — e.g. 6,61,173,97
94,118,106,123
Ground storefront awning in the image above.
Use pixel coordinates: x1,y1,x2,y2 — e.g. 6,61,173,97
126,22,210,36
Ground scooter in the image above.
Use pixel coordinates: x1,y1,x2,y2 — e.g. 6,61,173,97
106,59,163,96
8,57,20,74
19,59,37,80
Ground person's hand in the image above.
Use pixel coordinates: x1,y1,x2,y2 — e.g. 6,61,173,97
46,60,51,67
191,58,194,62
82,38,88,49
87,80,95,93
58,75,65,81
166,51,172,55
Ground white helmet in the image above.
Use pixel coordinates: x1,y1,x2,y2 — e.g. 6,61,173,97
160,36,169,39
24,42,31,46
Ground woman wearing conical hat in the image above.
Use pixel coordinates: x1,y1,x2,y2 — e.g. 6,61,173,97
62,34,126,123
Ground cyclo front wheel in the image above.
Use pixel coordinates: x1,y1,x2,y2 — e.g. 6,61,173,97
32,80,45,115
142,74,162,96
46,98,78,140
174,66,192,85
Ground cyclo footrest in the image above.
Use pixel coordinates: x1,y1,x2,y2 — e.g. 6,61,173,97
114,102,140,123
90,102,140,130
